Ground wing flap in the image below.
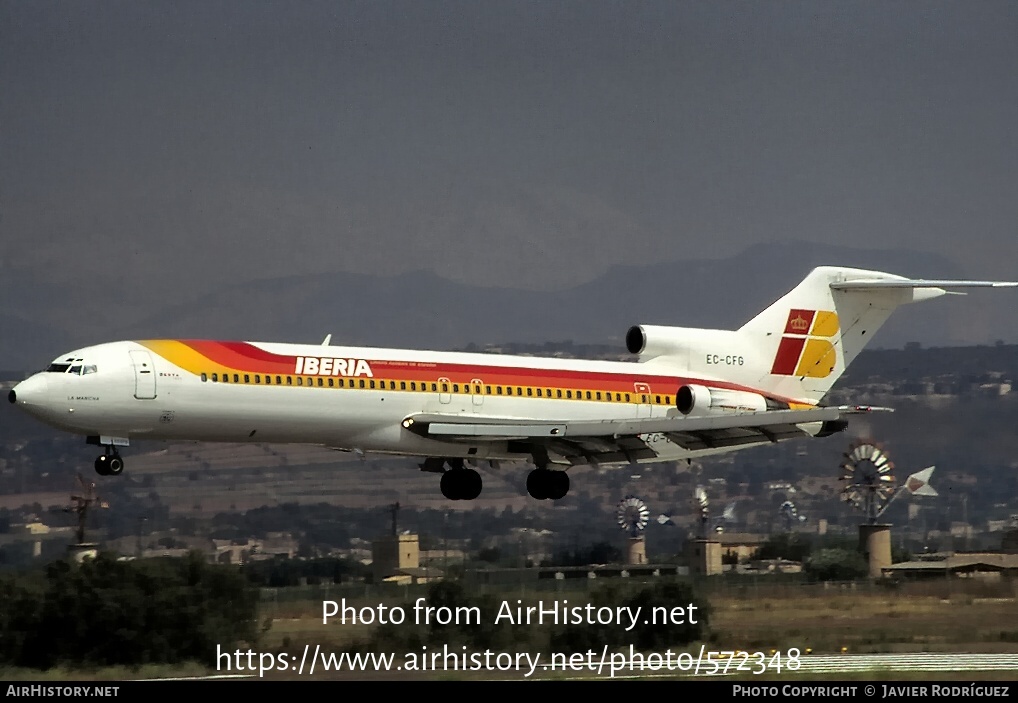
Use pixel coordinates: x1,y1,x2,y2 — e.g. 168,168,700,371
405,406,883,441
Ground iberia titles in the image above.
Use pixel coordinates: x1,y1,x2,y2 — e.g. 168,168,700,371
294,357,374,377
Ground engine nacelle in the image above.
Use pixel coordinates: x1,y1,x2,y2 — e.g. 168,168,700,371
676,384,769,416
626,325,688,358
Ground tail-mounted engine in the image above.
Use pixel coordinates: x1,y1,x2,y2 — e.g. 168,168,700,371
626,325,688,358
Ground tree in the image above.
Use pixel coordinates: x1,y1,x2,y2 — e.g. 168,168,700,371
1,551,260,669
804,548,868,582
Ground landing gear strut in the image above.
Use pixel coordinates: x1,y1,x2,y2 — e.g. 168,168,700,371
94,446,124,476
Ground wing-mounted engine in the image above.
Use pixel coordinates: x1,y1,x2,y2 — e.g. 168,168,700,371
677,384,785,416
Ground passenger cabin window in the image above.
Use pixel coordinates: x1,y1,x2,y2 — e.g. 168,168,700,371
201,373,208,382
212,373,218,382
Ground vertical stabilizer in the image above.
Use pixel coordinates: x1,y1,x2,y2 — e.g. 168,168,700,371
738,266,944,404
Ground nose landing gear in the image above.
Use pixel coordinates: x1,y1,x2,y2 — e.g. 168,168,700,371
91,443,125,476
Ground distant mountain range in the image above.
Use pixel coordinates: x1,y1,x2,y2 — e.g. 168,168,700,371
2,241,1012,370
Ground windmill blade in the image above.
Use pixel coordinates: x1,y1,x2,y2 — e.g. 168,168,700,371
905,466,938,496
694,486,708,507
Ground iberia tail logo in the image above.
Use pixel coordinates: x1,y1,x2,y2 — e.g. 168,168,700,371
770,309,839,378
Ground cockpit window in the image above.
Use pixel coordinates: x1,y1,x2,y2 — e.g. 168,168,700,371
44,362,96,374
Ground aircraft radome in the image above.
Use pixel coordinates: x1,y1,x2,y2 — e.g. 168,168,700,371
9,266,1018,501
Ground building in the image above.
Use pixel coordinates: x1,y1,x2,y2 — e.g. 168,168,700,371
882,552,1018,580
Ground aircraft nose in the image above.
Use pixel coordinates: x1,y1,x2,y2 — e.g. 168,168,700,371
10,375,48,408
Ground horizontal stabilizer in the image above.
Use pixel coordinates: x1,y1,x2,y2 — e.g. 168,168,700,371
831,279,1018,290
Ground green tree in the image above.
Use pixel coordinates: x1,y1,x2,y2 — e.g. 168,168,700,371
1,551,259,669
804,548,868,582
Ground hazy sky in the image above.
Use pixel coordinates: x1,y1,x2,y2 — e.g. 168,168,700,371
2,1,1016,300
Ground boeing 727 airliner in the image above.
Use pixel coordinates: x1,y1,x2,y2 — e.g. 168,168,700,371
9,266,1018,501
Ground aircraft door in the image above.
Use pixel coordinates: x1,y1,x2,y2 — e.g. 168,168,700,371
634,382,651,418
438,377,451,404
129,350,157,399
470,378,484,411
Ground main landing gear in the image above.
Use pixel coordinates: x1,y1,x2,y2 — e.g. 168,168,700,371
94,446,124,476
526,467,569,500
525,447,570,500
421,458,483,501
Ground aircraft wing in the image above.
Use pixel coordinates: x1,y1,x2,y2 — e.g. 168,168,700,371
401,405,887,466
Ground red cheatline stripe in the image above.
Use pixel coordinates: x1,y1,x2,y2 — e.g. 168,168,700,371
771,337,806,375
160,339,810,405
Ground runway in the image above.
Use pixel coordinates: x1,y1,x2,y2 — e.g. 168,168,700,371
781,652,1018,675
142,652,1017,681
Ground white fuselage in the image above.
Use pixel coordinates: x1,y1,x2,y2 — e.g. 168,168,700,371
9,339,792,466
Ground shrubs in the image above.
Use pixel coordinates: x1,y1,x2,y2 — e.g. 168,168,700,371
0,551,259,669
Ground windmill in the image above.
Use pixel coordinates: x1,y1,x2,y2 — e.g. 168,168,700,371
779,500,806,531
616,496,650,537
65,473,109,545
693,485,710,536
839,441,896,524
616,495,650,564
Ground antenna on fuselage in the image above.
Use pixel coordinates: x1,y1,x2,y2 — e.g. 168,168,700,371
322,334,332,346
